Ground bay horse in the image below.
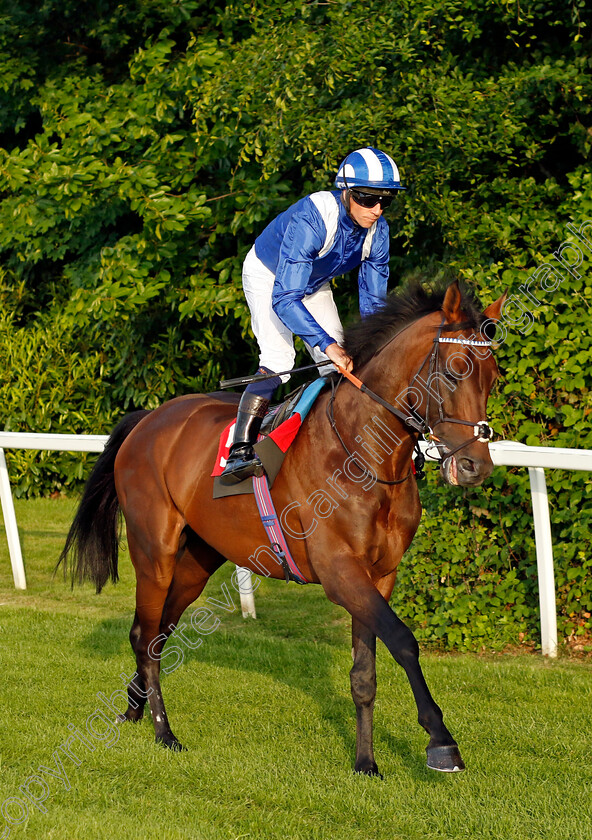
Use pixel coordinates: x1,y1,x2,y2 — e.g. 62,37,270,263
60,280,505,776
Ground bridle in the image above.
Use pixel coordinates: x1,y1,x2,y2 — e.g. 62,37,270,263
411,316,493,454
326,315,494,486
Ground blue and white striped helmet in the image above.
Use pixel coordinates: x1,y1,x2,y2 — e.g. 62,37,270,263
335,147,405,192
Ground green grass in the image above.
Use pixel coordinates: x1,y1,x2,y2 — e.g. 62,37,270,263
1,498,591,840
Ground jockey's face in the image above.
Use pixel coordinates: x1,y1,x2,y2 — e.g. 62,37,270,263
346,190,385,229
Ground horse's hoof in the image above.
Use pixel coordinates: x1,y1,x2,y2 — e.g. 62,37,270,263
156,735,186,752
426,744,465,773
354,761,384,779
117,709,144,723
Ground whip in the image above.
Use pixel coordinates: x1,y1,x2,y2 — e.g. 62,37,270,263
218,360,333,389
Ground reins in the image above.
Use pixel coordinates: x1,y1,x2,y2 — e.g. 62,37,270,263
327,314,494,485
326,374,420,486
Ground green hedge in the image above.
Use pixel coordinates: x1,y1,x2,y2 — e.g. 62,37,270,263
0,0,591,649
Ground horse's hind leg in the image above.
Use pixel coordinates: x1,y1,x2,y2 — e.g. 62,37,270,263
350,617,379,777
122,529,225,746
120,610,149,722
125,524,185,750
159,531,227,647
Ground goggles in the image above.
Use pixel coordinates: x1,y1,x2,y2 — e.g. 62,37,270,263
349,189,394,209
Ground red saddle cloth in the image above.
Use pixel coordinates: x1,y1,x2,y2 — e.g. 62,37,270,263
211,377,329,481
211,420,237,477
211,413,302,478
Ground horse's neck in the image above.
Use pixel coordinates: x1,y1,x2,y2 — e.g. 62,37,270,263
331,357,416,478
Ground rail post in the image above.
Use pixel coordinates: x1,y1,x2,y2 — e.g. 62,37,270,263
528,467,558,657
0,448,26,589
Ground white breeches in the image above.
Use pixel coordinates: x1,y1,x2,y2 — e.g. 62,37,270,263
242,246,344,382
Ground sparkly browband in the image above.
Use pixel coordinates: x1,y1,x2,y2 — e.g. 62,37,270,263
437,337,492,347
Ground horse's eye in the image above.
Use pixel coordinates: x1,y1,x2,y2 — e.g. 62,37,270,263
481,321,498,341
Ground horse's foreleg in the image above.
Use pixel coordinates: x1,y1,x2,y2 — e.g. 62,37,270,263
326,567,464,773
350,617,379,776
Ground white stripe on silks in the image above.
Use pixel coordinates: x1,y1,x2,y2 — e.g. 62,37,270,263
310,192,340,258
358,148,383,181
362,222,377,261
439,337,492,346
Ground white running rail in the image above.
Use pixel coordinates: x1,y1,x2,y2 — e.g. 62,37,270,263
0,432,257,620
420,439,592,657
1,433,591,655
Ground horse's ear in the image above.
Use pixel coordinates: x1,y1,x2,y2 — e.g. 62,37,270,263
441,281,463,322
483,289,508,322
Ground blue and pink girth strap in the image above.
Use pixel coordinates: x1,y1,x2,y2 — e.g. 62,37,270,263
249,378,330,585
252,471,308,585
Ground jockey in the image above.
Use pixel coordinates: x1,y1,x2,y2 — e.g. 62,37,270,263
220,147,406,485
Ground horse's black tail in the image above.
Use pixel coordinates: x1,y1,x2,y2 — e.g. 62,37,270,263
58,410,150,593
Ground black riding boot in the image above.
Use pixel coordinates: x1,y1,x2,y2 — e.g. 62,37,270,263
219,392,269,485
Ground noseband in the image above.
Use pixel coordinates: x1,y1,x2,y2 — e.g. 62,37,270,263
326,315,493,485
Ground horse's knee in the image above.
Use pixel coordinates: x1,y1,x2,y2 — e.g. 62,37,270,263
398,637,420,663
129,620,141,650
350,662,377,707
388,623,420,666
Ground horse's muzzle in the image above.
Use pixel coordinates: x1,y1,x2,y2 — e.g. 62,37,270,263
440,450,493,487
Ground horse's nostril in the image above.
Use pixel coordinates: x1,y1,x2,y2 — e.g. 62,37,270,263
459,458,477,474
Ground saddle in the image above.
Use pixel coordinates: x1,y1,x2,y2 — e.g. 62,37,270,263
260,381,311,435
211,377,331,499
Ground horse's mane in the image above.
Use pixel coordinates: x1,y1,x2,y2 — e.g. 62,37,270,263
343,279,485,369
